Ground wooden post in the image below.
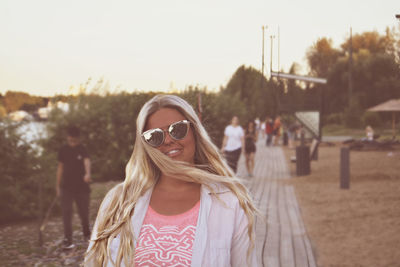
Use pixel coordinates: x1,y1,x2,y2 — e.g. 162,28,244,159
340,147,350,189
392,112,396,139
38,175,43,246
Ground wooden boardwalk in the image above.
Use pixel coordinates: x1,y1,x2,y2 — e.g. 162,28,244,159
237,138,317,267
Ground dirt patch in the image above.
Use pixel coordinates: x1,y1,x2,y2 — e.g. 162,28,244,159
283,145,400,267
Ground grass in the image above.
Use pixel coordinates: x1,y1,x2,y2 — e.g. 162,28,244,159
323,123,399,139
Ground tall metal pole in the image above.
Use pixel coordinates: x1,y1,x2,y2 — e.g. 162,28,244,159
261,25,268,90
270,35,275,79
278,26,280,73
348,27,353,108
262,26,265,77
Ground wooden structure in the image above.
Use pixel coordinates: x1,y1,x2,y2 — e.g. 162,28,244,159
368,99,400,138
237,140,316,267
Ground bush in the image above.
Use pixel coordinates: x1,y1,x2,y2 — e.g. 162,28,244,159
362,112,382,128
324,113,343,125
0,121,55,224
343,99,363,128
43,93,154,181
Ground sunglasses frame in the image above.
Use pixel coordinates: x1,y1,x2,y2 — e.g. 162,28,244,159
141,119,191,147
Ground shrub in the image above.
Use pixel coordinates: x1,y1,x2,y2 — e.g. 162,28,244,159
343,99,363,128
0,121,55,223
362,112,382,128
324,113,343,125
43,93,154,181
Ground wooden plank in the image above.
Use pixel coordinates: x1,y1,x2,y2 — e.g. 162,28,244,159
255,147,272,267
279,185,295,267
287,186,317,267
264,179,280,267
286,185,309,267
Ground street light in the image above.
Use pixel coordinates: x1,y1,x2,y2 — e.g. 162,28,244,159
270,35,275,79
261,25,268,78
261,25,268,90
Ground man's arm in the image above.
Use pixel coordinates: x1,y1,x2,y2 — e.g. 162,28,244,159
56,162,63,197
83,158,91,183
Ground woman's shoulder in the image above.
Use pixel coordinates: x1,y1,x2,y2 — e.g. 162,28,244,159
205,182,241,206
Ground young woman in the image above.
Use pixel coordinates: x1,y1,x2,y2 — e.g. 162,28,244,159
220,116,245,174
85,95,257,267
244,121,258,177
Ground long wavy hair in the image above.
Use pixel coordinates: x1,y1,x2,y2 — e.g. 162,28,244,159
85,94,257,266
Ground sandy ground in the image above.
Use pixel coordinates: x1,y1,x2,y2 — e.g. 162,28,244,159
283,143,400,267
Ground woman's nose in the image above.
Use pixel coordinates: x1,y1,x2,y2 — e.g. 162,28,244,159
163,131,174,145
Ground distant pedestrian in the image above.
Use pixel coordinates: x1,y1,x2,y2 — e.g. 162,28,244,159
57,126,91,249
265,117,274,146
221,116,245,173
273,116,281,146
255,117,260,132
244,120,258,177
260,119,266,139
288,121,300,149
365,125,374,141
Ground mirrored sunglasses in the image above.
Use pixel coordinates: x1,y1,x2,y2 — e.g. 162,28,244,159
142,120,191,147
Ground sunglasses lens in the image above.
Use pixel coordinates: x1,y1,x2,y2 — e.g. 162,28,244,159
143,129,164,147
169,121,189,140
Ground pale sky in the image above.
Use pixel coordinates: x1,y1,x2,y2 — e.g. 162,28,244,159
1,0,399,96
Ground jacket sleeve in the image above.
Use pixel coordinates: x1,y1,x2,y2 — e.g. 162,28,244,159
85,183,123,266
231,203,257,267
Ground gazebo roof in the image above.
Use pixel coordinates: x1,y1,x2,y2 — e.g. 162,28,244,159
368,99,400,112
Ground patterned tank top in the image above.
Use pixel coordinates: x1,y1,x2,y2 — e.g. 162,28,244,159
134,201,200,267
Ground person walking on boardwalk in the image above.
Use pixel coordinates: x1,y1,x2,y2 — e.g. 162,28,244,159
273,115,281,146
57,126,91,249
85,95,257,267
221,116,245,173
265,117,274,146
244,120,258,177
288,121,300,149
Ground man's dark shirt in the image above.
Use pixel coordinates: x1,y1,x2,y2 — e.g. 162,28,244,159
58,144,90,192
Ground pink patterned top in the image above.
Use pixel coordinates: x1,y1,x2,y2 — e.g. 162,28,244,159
134,201,200,267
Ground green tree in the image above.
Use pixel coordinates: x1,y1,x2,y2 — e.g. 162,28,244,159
222,65,275,120
306,29,400,118
3,91,45,113
307,37,341,77
0,105,6,118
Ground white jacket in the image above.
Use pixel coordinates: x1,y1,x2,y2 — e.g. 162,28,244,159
88,183,257,267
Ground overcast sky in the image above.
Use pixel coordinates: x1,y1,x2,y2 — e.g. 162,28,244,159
1,0,399,96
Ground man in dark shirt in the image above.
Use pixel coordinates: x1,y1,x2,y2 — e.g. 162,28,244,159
57,126,91,249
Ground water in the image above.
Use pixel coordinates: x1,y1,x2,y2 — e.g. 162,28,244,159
16,121,48,155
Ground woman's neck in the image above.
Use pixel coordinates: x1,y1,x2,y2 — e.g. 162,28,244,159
156,174,200,192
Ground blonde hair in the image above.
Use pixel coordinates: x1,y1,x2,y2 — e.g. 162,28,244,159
85,94,257,266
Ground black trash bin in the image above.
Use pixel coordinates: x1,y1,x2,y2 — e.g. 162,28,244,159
296,145,310,176
283,132,288,146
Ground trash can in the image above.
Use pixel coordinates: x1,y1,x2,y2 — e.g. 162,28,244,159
296,145,310,176
283,132,288,146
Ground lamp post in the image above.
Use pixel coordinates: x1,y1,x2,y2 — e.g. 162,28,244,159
261,25,268,84
261,25,268,77
270,35,275,79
